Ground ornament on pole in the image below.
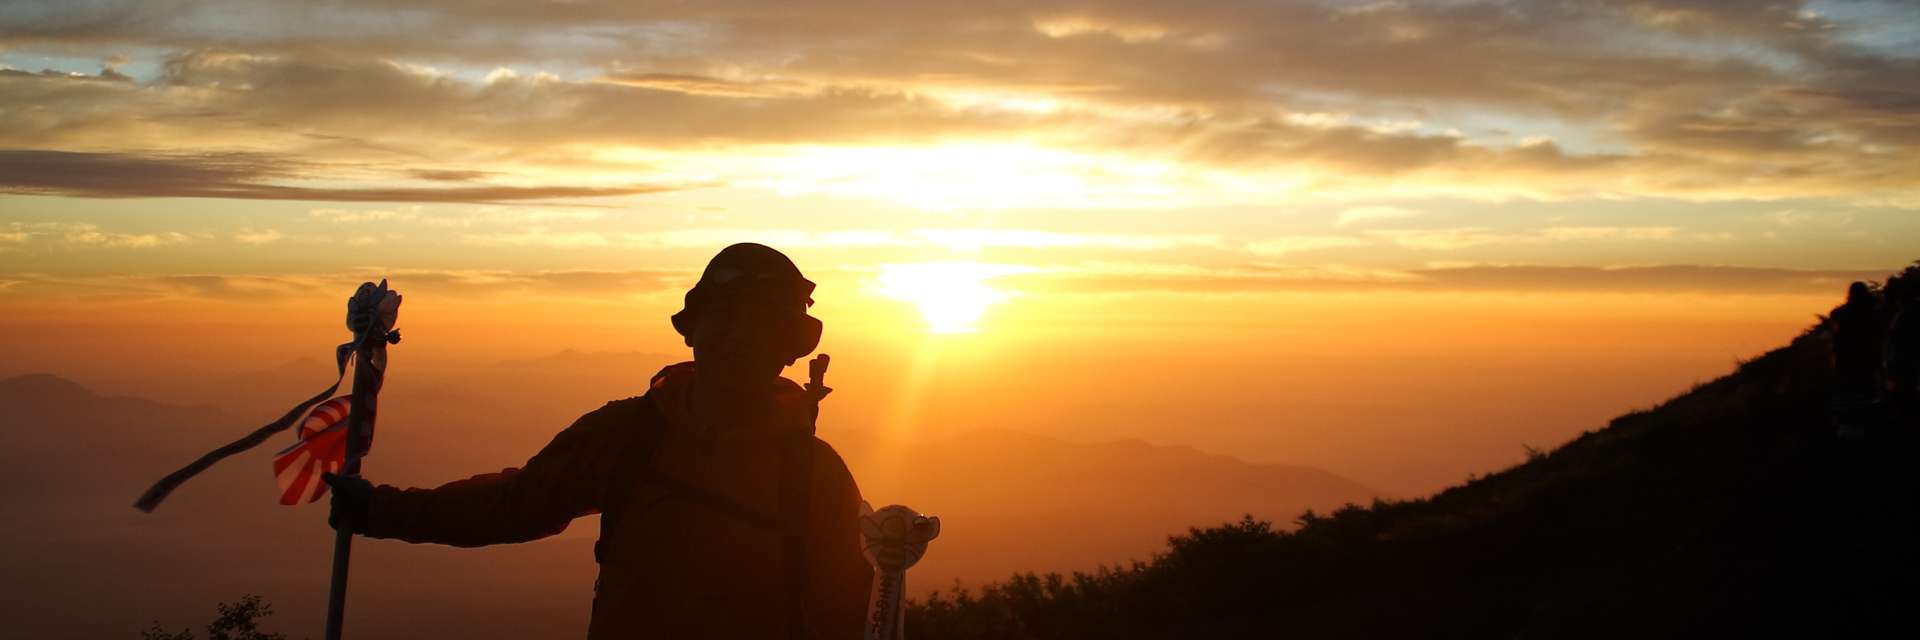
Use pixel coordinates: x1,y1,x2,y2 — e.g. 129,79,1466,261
134,280,401,513
860,502,940,640
324,280,401,640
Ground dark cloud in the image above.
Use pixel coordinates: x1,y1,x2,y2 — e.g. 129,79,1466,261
407,168,496,182
593,73,796,97
0,50,1883,202
0,150,680,203
0,67,131,82
0,1,1915,200
140,51,1023,148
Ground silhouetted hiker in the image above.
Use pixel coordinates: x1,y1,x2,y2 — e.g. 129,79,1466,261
1887,280,1920,424
322,243,870,639
1829,282,1885,438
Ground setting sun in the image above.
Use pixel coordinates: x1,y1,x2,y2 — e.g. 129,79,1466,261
877,263,1034,333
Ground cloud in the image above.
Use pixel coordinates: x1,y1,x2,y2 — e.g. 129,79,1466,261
1244,236,1374,258
459,228,912,251
1,221,201,249
592,73,793,97
1003,262,1897,296
1031,16,1173,43
0,67,132,82
911,230,1227,252
0,0,1914,206
1335,206,1421,227
1535,227,1680,242
232,229,284,245
1003,262,1424,294
0,261,1896,305
310,207,422,223
1774,210,1852,226
1363,229,1515,251
1367,227,1692,250
0,151,682,203
309,206,603,226
1398,264,1882,295
454,227,1381,258
0,269,683,304
408,168,495,182
0,273,321,303
377,269,680,299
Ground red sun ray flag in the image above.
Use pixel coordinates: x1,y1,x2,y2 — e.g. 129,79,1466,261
135,280,401,513
272,395,375,505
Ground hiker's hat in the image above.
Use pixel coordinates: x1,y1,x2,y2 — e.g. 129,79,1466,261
672,243,821,359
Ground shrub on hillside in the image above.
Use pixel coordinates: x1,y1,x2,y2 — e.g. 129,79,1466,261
141,595,289,640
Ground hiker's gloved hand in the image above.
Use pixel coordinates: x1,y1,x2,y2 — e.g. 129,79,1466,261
321,472,372,535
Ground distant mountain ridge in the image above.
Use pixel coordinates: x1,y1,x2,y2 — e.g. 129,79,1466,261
0,371,1381,640
0,373,236,463
832,427,1378,513
0,372,98,403
194,350,683,421
829,427,1383,587
1,372,225,418
494,349,681,373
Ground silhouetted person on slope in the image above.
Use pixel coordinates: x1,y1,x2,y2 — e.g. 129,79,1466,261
1886,280,1920,424
1829,281,1885,438
323,243,871,639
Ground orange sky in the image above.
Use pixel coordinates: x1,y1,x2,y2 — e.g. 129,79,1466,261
4,3,1918,635
0,275,1853,495
0,0,1918,545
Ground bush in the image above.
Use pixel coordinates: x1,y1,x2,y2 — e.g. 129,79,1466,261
141,595,289,640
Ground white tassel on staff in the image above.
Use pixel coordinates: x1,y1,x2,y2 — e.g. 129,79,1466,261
860,502,940,640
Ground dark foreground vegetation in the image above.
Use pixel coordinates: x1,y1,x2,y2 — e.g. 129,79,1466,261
908,306,1917,637
143,595,290,640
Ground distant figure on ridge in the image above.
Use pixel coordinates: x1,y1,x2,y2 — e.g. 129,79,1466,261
1886,279,1920,424
323,243,871,638
1829,281,1885,438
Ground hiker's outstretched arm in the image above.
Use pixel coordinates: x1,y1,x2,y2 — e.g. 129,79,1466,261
363,402,636,547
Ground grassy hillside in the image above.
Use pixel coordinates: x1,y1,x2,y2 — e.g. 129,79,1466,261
906,322,1917,638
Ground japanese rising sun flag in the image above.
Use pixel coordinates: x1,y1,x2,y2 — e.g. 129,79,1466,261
272,395,374,505
135,280,398,515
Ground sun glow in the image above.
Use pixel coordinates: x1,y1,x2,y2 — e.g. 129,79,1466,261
748,143,1182,209
877,262,1034,332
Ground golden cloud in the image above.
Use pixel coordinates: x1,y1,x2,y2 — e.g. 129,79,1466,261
0,0,1913,207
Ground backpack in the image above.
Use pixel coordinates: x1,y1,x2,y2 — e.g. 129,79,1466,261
595,396,817,639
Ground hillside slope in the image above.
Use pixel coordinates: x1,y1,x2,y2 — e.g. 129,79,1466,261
908,329,1918,639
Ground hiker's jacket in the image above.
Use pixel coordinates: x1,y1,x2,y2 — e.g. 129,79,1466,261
364,364,871,639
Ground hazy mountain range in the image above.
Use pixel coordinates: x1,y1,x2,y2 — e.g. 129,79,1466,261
0,363,1380,640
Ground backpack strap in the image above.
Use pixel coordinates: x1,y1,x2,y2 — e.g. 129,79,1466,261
595,397,669,565
778,431,816,640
